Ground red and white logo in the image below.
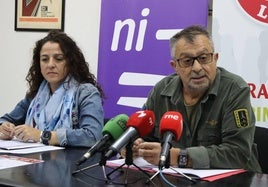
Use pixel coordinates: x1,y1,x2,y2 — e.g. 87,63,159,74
238,0,268,24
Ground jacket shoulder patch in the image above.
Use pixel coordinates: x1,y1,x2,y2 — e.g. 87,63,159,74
234,109,249,128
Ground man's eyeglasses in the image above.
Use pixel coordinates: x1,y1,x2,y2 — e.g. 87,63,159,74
176,53,214,68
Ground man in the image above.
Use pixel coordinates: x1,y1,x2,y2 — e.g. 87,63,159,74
136,25,261,172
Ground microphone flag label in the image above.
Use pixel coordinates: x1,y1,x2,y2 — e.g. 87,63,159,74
160,111,183,141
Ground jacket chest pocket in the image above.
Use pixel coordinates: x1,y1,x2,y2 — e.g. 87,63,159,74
196,126,221,146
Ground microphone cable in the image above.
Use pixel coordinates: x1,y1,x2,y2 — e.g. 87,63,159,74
159,169,177,187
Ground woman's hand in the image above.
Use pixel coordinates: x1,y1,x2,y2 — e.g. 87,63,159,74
13,125,41,142
0,122,15,140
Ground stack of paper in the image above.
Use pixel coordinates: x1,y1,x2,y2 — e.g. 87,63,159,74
0,139,64,154
0,139,44,150
106,157,246,182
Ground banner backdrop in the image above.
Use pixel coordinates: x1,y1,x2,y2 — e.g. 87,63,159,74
213,0,268,128
98,0,208,118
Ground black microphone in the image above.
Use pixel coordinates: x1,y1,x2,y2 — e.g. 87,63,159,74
158,111,183,169
76,114,128,165
103,110,155,161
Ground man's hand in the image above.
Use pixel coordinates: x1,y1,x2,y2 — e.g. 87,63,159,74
121,138,144,158
138,142,161,165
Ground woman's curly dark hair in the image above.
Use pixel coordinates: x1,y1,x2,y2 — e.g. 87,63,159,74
26,30,104,100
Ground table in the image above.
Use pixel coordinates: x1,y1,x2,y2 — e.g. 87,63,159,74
0,148,267,187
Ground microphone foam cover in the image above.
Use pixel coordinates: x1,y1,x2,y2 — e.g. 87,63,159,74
102,114,128,140
126,110,155,137
159,111,183,141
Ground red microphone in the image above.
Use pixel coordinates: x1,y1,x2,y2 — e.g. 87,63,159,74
126,110,155,137
104,110,155,160
159,111,183,169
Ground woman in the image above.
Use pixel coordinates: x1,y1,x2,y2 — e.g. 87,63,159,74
0,30,104,147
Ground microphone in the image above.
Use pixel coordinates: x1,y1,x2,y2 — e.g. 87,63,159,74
76,114,128,165
104,110,155,161
158,111,183,169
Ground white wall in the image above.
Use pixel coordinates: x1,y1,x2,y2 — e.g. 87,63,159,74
0,1,101,115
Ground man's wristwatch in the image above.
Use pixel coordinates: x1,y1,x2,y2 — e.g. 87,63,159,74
178,149,188,168
40,131,51,145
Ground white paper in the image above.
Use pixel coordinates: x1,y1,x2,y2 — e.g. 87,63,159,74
0,139,45,150
0,155,43,170
106,157,242,179
0,139,64,154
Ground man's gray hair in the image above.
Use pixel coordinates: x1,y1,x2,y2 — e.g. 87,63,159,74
169,25,214,59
